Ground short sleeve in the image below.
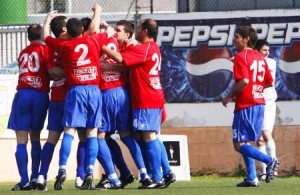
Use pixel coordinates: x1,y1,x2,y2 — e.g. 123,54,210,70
233,54,249,81
121,44,148,66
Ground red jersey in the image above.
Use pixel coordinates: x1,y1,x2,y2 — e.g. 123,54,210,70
99,37,126,90
45,32,108,87
121,41,164,108
233,49,273,112
46,45,68,101
17,42,50,93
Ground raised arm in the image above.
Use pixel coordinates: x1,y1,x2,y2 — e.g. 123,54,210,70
100,20,114,38
43,11,58,40
86,4,102,34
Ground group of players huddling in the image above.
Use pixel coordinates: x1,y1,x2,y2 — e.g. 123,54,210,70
8,2,279,192
8,4,175,191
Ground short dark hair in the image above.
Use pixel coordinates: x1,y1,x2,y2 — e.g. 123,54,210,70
141,19,158,40
254,40,270,51
50,15,67,38
81,17,91,32
116,20,134,38
235,26,258,48
28,24,42,41
66,18,83,38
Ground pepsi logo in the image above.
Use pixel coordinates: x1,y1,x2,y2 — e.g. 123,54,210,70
279,41,300,95
185,44,233,98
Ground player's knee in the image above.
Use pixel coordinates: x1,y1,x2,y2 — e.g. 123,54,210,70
233,142,242,152
29,130,41,141
97,131,106,139
256,140,263,147
142,131,156,142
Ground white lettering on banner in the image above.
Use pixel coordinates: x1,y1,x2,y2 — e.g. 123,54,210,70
157,22,300,47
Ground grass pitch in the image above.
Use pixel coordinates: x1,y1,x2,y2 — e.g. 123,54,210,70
0,176,299,195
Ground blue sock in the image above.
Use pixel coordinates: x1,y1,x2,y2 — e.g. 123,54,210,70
86,137,98,174
30,141,41,180
146,139,162,182
15,143,29,186
240,144,272,165
158,139,171,176
59,133,74,169
121,135,148,180
242,154,256,180
97,138,119,184
107,137,131,179
39,142,55,180
136,139,151,176
76,141,86,180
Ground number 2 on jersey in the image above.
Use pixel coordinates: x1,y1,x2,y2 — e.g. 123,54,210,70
250,60,266,82
75,44,91,66
149,53,161,75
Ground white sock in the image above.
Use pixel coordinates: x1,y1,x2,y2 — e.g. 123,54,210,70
265,140,276,159
258,145,267,174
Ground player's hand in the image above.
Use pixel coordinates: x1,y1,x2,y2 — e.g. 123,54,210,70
126,38,138,46
92,4,102,13
46,10,58,20
100,20,108,29
222,96,232,107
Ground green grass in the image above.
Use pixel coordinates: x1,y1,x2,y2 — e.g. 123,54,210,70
0,176,299,195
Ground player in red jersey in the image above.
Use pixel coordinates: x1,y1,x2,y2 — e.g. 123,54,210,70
8,24,50,191
102,19,167,189
43,4,119,190
35,15,68,191
222,26,279,187
95,20,155,189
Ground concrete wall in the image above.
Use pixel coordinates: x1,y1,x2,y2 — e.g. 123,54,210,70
161,126,300,176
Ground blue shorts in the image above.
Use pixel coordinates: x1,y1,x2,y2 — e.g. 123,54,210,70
232,104,264,142
8,89,49,131
47,101,65,132
63,85,102,128
99,87,130,133
132,108,162,133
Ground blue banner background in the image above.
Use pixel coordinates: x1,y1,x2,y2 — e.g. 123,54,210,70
158,16,300,103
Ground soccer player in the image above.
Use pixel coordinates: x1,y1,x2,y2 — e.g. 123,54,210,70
102,19,166,189
96,20,152,189
222,26,279,187
35,15,68,191
43,4,119,190
36,15,86,190
254,40,278,181
8,24,50,191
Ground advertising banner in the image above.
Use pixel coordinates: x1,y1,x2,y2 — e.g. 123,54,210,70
154,12,300,103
